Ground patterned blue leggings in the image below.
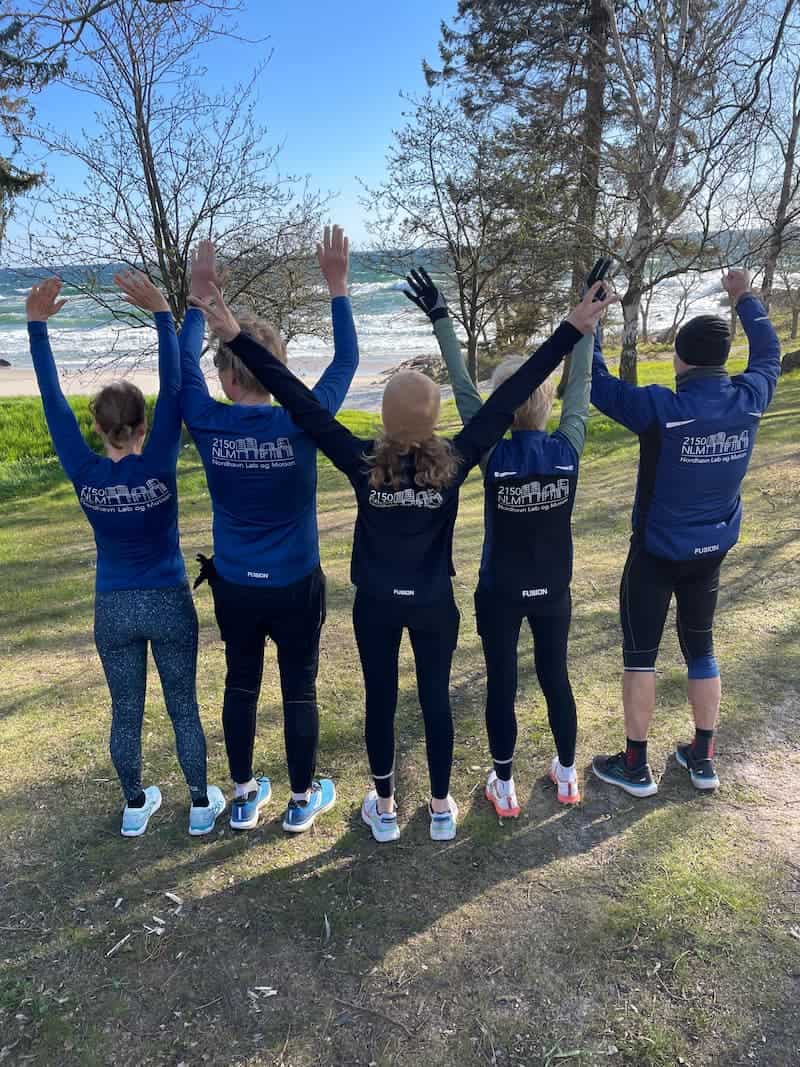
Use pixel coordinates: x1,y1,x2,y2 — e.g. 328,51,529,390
94,584,207,804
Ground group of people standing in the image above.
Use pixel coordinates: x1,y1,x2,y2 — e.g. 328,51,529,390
25,226,780,842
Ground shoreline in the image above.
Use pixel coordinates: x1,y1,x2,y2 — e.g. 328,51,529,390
0,366,453,412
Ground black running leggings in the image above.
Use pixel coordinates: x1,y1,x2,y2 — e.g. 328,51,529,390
619,539,725,677
475,587,577,774
211,568,326,793
352,591,460,801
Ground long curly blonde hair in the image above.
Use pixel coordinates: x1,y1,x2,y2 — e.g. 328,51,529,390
367,434,460,490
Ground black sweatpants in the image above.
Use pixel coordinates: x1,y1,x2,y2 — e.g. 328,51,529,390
211,567,326,793
352,591,460,801
474,587,577,774
620,539,725,678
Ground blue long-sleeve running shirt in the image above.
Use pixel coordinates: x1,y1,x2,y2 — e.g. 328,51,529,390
28,312,186,592
180,297,359,588
227,320,582,605
590,295,781,561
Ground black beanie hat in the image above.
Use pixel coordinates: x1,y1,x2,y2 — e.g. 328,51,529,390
675,315,731,367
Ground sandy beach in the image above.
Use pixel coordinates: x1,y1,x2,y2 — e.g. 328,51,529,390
0,365,422,412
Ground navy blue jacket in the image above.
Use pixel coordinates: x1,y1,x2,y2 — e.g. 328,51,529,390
28,313,186,593
180,298,358,588
590,295,780,561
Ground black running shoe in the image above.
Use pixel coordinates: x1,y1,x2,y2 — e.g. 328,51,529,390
674,743,719,791
591,752,658,798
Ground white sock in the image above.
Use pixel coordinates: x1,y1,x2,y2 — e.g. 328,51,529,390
292,789,311,804
234,778,257,799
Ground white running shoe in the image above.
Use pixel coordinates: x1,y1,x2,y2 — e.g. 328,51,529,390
549,757,581,805
121,785,162,837
485,770,521,818
361,789,400,843
429,796,458,841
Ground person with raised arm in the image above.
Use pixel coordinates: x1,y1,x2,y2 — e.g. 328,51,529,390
26,273,224,837
180,227,358,834
589,268,781,797
190,277,617,843
403,262,609,814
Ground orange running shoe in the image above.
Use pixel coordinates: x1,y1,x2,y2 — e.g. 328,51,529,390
549,757,581,804
485,770,521,818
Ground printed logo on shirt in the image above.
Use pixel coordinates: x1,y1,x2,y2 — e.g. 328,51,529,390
496,478,570,513
554,464,575,472
79,479,172,513
368,488,444,509
393,589,415,597
247,571,270,579
680,429,750,464
694,544,720,555
493,471,518,478
211,435,295,471
522,588,548,598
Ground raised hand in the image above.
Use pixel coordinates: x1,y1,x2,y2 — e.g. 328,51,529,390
722,268,752,306
190,240,226,302
189,283,240,344
566,281,620,335
26,277,67,321
403,267,448,322
114,270,170,314
316,224,349,298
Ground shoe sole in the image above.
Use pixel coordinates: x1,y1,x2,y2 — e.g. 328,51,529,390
282,784,336,833
189,801,227,836
361,808,400,843
548,771,581,805
230,792,271,831
591,763,658,798
674,749,719,791
484,787,521,818
121,793,162,837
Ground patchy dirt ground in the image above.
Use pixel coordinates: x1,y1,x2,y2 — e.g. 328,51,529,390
1,377,798,1067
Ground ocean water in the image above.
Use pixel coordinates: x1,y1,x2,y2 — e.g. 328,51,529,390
0,257,731,383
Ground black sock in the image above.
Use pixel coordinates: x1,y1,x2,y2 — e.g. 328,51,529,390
691,728,715,760
494,760,513,782
374,775,394,800
192,794,209,807
625,738,648,769
127,791,146,809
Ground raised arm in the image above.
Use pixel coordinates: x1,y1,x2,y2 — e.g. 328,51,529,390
26,278,95,482
556,331,593,455
403,267,482,426
113,271,182,465
191,285,365,478
454,283,619,471
723,269,781,411
311,225,360,412
590,327,657,434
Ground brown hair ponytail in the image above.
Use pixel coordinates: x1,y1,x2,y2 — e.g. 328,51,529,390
90,381,146,449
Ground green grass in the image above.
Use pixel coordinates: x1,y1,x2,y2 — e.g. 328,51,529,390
0,362,798,1066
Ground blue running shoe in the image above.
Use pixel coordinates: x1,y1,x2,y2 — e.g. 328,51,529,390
429,796,458,841
592,752,658,798
675,743,720,791
230,776,272,830
121,785,162,837
189,785,226,836
282,778,336,833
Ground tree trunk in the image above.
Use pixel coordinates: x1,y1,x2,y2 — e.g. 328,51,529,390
640,302,649,342
558,0,608,396
467,333,479,384
762,85,800,310
619,280,642,384
792,307,799,338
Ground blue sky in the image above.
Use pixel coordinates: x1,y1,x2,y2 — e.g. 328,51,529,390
8,0,460,252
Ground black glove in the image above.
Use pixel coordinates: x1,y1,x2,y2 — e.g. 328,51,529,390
584,257,614,302
403,267,449,322
193,553,217,590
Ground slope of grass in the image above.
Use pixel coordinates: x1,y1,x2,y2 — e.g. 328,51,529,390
0,365,798,1067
